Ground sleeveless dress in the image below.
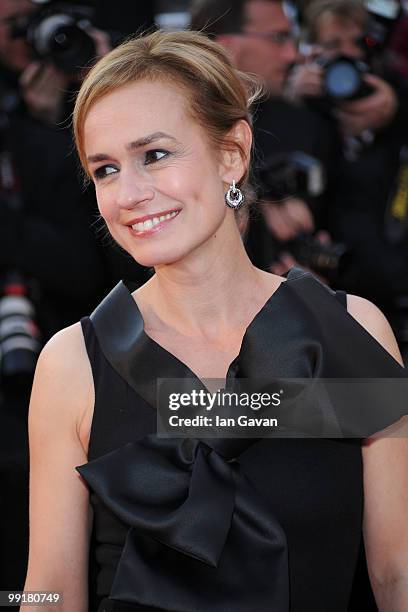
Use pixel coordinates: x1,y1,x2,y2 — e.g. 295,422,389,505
76,267,408,612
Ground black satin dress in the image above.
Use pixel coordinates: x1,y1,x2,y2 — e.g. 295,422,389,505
76,267,407,612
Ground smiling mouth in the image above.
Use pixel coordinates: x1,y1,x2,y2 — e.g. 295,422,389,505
128,209,180,235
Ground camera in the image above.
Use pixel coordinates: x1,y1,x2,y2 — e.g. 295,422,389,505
259,151,326,203
317,56,373,101
0,274,42,387
258,152,349,279
286,232,349,278
10,2,96,72
310,0,401,102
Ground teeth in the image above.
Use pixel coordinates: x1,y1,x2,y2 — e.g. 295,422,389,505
133,222,145,232
132,211,178,232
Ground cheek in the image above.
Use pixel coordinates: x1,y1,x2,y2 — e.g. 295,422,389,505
256,42,272,61
0,26,7,45
12,39,30,60
95,188,116,224
187,173,225,217
242,44,261,70
164,168,220,214
349,44,364,59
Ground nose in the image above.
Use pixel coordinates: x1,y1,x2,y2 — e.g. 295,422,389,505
282,39,298,65
115,168,154,210
341,42,363,59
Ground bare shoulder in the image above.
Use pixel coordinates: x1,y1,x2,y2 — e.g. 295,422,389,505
345,293,404,367
30,321,94,441
40,319,86,358
35,321,92,398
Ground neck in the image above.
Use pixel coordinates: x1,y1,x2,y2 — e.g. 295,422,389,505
138,217,266,340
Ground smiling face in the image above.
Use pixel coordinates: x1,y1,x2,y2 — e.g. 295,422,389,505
84,79,245,268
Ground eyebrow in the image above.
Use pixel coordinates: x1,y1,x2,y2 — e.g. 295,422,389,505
86,131,176,164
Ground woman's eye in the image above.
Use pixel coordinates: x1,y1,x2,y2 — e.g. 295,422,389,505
144,150,169,165
93,165,118,180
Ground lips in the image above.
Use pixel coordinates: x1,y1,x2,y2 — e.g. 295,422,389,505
127,209,180,236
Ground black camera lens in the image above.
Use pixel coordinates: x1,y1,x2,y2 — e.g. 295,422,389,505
0,275,41,387
30,13,96,71
11,4,98,73
324,59,362,100
316,56,372,102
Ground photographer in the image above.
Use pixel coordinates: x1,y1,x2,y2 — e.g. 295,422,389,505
286,0,408,361
288,1,399,136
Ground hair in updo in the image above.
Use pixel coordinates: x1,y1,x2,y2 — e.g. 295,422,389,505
73,29,262,211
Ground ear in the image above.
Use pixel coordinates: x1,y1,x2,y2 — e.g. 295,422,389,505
217,34,244,65
219,119,253,186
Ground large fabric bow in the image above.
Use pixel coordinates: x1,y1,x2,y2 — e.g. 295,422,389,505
77,435,289,611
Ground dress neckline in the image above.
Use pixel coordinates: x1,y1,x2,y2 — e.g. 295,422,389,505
89,266,308,409
128,273,291,388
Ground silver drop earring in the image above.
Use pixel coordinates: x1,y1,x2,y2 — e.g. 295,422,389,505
225,180,244,209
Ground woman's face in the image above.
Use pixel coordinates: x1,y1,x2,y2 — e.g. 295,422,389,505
84,79,239,268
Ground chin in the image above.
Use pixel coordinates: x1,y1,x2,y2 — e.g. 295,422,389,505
112,221,222,269
124,243,194,269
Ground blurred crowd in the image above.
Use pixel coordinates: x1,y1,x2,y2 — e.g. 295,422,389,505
1,0,407,609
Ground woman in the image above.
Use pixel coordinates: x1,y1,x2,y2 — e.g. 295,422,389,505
22,31,408,612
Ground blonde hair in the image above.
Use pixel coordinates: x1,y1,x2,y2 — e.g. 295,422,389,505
73,30,262,202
